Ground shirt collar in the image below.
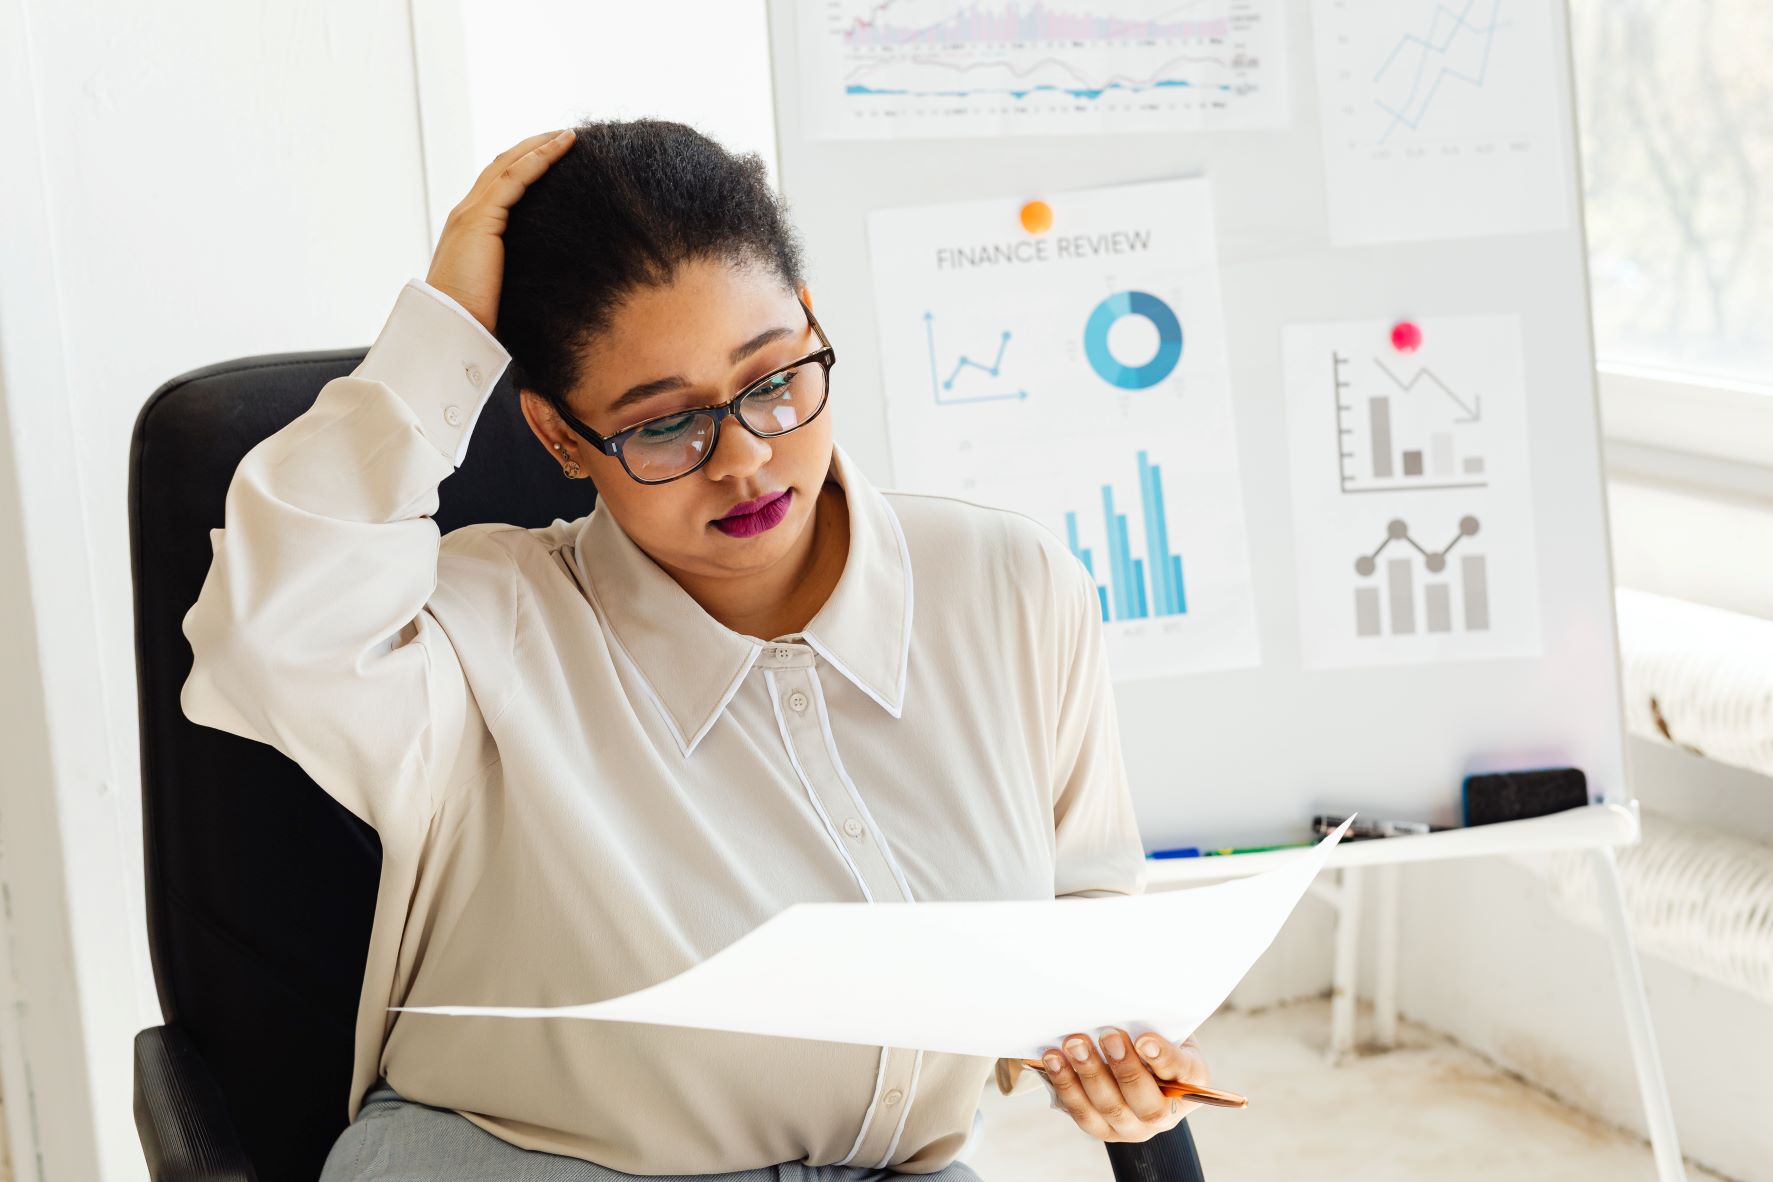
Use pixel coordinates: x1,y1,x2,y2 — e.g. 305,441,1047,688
574,442,914,757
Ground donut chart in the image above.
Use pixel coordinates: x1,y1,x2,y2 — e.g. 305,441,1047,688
1084,290,1184,389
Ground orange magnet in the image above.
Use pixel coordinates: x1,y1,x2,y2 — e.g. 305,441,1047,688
1019,200,1053,234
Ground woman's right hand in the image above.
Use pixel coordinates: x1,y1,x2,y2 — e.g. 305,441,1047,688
424,128,577,335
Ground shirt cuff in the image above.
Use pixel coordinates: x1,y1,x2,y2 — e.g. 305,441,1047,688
352,278,512,467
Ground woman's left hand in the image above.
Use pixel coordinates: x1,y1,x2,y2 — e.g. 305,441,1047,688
1037,1028,1211,1143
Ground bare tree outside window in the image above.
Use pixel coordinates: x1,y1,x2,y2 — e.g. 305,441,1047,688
1571,0,1773,387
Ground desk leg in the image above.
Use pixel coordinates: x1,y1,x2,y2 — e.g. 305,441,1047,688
1373,862,1400,1049
1590,845,1686,1182
1329,866,1363,1060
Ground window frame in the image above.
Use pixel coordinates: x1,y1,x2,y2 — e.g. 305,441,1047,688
1598,366,1773,499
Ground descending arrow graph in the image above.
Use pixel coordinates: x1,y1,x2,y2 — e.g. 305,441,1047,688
1332,350,1489,494
1372,357,1481,423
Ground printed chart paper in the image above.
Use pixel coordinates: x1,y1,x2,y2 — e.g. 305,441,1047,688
393,821,1355,1059
1282,316,1544,670
866,175,1261,681
797,0,1287,139
1311,0,1570,245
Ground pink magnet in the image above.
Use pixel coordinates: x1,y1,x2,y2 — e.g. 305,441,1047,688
1390,321,1422,353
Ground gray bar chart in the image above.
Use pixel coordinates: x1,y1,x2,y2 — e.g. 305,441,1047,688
1369,396,1394,479
1462,555,1491,631
1425,583,1452,633
1351,516,1490,639
1334,352,1490,494
1387,558,1415,633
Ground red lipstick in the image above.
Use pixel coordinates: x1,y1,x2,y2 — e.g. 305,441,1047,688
713,489,793,538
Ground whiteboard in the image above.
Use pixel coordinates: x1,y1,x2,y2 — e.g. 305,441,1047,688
763,0,1628,852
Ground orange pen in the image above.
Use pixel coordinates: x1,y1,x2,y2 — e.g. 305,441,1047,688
1016,1058,1250,1109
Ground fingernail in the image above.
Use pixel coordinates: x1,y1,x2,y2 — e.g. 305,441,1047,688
1066,1038,1090,1063
1140,1039,1162,1058
1044,1052,1065,1072
1104,1033,1127,1061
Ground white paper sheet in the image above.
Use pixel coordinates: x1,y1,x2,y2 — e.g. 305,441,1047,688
1309,0,1570,246
392,818,1353,1059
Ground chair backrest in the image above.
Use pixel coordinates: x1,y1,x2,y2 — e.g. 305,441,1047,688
128,349,597,1180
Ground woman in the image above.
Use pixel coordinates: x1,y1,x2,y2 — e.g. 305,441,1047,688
180,119,1212,1180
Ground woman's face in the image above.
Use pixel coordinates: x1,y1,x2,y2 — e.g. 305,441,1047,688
519,257,832,585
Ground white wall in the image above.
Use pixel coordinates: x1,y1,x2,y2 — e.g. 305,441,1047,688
420,0,778,243
0,1,434,1176
1608,474,1773,622
457,0,776,171
0,2,782,1175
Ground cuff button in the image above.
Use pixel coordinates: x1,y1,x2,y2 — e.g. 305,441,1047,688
444,404,464,427
465,362,485,387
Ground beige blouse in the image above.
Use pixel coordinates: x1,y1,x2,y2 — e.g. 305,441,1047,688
179,278,1149,1174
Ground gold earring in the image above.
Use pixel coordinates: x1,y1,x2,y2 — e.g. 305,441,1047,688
555,444,581,479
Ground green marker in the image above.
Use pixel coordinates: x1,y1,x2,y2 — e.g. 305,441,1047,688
1203,841,1316,856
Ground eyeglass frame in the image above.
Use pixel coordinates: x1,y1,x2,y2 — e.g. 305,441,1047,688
549,293,836,485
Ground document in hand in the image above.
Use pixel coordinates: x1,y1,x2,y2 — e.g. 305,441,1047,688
393,817,1355,1058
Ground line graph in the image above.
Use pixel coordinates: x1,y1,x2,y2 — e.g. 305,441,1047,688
1349,515,1491,638
844,55,1247,105
841,0,1233,46
802,0,1286,139
1310,0,1566,244
923,312,1027,405
1372,0,1506,143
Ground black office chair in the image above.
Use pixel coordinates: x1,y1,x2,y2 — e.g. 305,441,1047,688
128,349,1206,1182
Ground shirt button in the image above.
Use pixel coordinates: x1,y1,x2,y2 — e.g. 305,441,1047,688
884,1088,903,1106
843,818,863,839
772,647,792,661
465,362,484,387
443,404,464,427
788,690,809,713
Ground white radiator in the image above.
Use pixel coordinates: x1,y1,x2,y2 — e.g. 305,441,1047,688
1527,588,1773,1004
1615,586,1773,779
1536,810,1773,1004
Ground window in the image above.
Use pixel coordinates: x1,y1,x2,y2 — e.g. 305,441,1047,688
1570,0,1773,389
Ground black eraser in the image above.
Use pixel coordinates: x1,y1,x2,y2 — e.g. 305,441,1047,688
1462,767,1589,827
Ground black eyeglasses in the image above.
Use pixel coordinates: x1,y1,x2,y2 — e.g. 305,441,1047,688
553,295,835,485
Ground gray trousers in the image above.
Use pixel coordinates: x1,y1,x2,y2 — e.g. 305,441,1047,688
319,1079,988,1181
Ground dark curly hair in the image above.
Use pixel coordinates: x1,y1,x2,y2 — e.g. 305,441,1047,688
494,118,809,415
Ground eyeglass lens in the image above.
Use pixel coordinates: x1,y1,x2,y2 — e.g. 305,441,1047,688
621,361,828,481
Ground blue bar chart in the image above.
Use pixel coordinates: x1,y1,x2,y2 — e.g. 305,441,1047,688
1065,450,1188,623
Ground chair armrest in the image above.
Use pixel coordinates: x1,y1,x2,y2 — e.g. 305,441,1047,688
1103,1117,1206,1182
134,1024,257,1182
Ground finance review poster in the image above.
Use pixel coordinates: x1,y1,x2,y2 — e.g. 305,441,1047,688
866,175,1261,680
